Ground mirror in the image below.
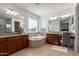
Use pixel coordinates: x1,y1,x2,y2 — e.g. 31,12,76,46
0,18,12,35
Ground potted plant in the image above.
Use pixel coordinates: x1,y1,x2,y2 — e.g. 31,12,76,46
17,27,24,34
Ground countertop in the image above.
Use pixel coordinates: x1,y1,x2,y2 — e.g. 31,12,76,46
0,33,28,38
46,32,60,34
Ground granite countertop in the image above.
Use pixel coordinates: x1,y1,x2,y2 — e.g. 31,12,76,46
0,33,28,38
46,32,60,34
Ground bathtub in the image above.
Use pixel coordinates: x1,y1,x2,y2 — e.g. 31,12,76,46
29,35,46,48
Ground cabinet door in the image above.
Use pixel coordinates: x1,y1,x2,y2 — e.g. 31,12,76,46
23,35,29,48
16,36,24,50
46,34,53,44
46,34,58,45
52,37,58,45
0,38,8,55
7,37,17,54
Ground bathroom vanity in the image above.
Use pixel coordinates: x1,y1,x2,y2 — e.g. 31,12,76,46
46,33,59,45
0,34,29,56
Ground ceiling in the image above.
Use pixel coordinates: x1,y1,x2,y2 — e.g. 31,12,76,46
16,3,75,16
0,3,75,17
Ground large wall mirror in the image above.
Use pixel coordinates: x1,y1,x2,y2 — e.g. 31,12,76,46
48,14,73,33
0,18,12,35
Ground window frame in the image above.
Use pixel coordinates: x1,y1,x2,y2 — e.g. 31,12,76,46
28,17,38,33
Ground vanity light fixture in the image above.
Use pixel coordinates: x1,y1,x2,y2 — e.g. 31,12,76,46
4,8,18,16
50,14,71,20
61,14,70,18
50,16,57,20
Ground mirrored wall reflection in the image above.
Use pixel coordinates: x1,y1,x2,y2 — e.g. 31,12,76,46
60,17,70,32
0,18,12,35
48,14,74,33
48,19,60,32
0,8,25,35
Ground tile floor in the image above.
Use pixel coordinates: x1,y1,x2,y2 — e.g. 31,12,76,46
10,44,79,56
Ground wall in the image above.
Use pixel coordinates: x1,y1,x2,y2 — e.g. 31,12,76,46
74,3,79,52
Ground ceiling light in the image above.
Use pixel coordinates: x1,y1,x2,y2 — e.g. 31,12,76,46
34,3,40,6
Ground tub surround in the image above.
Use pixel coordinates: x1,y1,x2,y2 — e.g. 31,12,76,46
29,35,46,48
29,35,46,40
0,34,29,56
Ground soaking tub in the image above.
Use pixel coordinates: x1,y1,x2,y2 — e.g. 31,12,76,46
29,35,46,48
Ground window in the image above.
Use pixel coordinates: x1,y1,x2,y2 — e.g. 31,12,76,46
28,17,38,33
40,19,48,32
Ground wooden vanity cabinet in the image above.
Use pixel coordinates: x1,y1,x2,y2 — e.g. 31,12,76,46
46,34,59,45
7,37,17,54
16,36,24,50
16,35,29,50
0,35,29,56
0,38,8,56
23,35,29,48
8,35,29,55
